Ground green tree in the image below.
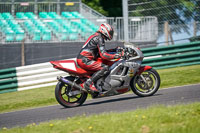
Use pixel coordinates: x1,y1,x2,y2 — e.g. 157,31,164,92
100,0,122,17
82,0,109,16
82,0,122,17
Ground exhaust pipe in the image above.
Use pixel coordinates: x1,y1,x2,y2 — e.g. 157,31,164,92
57,76,83,91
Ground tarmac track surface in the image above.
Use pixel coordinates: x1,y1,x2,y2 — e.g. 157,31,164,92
0,84,200,128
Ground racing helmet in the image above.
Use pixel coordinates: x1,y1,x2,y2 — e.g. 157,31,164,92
98,23,114,40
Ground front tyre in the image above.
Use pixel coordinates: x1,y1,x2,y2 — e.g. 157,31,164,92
55,76,88,108
130,68,160,97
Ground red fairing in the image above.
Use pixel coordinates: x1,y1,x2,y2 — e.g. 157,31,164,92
50,60,93,77
116,88,129,93
137,66,152,74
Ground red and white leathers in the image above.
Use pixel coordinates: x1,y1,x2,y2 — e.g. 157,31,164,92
77,32,120,72
77,32,120,93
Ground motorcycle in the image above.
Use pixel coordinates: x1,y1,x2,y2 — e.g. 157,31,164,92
50,43,161,108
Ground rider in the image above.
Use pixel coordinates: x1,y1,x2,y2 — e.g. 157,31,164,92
77,23,123,93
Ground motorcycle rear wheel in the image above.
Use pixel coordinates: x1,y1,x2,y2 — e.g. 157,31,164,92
55,76,88,108
130,68,160,97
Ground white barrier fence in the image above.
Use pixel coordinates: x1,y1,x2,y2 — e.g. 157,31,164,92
16,61,67,91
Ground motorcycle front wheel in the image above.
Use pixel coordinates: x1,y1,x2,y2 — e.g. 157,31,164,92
130,68,160,97
55,76,88,108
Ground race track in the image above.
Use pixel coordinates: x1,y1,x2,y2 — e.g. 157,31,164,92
0,84,200,128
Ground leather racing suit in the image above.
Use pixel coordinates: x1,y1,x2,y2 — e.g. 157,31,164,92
77,32,120,93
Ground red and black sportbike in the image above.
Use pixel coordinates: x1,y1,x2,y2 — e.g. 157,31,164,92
50,43,161,108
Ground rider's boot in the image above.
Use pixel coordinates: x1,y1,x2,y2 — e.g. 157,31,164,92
84,79,99,93
84,65,110,93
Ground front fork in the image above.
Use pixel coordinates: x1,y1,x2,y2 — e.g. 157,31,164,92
137,65,152,83
139,75,147,83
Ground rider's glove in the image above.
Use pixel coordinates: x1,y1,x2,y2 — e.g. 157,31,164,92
114,50,124,59
115,46,123,52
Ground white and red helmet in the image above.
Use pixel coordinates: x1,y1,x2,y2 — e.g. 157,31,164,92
98,23,114,40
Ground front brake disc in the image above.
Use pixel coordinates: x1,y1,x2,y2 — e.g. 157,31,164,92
137,74,153,90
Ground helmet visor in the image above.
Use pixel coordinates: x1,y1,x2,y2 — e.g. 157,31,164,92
109,28,114,40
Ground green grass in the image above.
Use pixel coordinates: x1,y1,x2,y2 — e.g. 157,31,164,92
0,65,200,113
158,64,200,88
0,86,57,113
1,102,200,133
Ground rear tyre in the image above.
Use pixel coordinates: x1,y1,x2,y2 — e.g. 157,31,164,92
130,68,160,97
55,76,88,108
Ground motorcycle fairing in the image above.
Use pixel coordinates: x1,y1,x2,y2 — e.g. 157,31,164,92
116,88,129,93
96,60,134,95
137,66,152,74
50,60,93,76
50,57,117,78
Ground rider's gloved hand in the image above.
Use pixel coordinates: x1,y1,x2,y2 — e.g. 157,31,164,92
114,49,124,59
115,46,123,52
120,50,125,57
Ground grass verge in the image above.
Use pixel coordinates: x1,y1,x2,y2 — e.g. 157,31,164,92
1,102,200,133
158,65,200,88
0,64,200,113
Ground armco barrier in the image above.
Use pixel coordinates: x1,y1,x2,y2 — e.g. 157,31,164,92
142,41,200,69
0,62,66,94
0,41,200,94
0,68,18,93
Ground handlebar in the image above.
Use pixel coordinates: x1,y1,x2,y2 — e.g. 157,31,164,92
118,47,139,60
